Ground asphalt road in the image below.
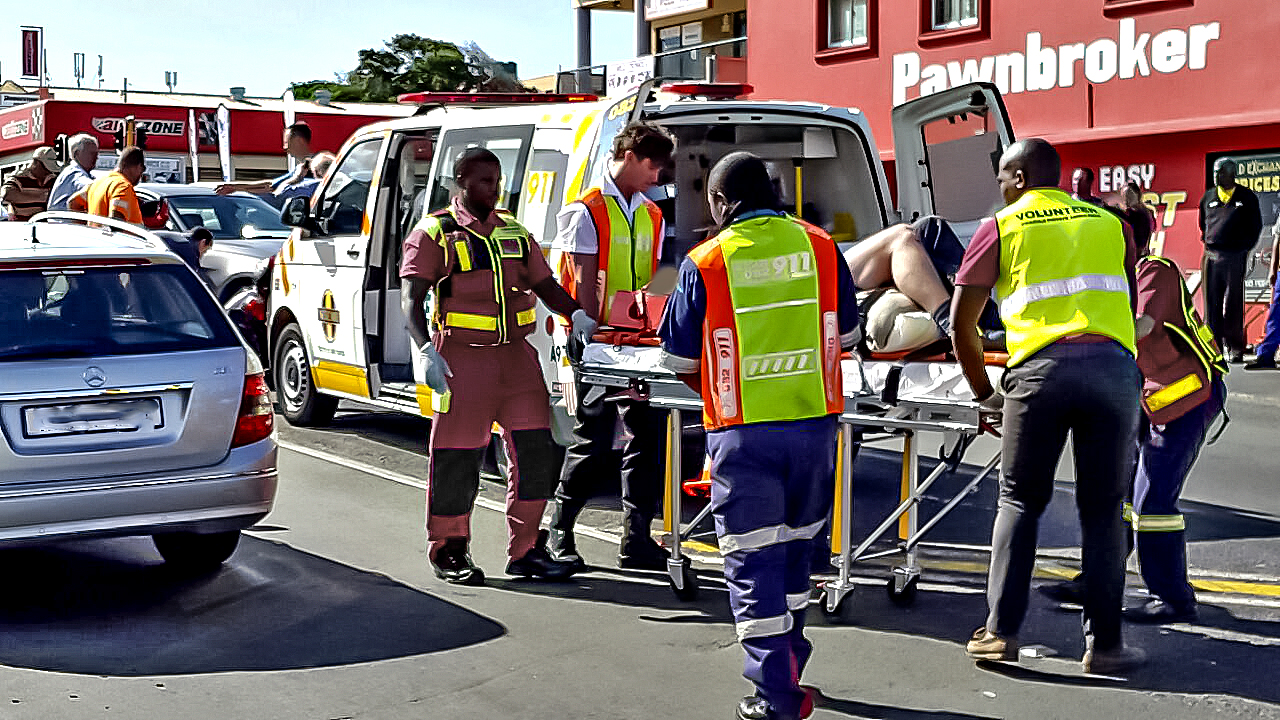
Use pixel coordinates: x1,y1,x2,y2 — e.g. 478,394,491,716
1,370,1278,719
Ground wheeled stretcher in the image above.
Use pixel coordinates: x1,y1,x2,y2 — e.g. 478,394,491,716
573,343,1004,606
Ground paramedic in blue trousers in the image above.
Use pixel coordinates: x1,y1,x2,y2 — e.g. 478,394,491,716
658,152,861,720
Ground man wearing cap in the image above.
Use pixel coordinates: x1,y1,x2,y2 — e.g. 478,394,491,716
1,147,59,221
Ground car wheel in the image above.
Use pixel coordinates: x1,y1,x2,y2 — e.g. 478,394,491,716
273,323,338,426
153,530,241,572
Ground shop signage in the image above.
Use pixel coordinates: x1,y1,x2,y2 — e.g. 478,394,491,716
893,18,1222,105
606,56,655,96
1,118,30,141
645,0,709,21
91,117,185,136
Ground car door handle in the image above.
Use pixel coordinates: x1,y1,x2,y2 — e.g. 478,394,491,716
346,247,360,258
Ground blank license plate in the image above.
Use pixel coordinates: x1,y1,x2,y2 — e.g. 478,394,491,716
22,398,164,438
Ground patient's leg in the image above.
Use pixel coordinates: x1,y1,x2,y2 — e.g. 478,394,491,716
842,223,951,318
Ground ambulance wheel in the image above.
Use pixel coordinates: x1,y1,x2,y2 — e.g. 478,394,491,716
671,560,699,601
819,586,853,624
887,576,919,607
274,323,338,427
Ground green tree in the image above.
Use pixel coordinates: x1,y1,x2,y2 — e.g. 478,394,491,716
290,35,529,103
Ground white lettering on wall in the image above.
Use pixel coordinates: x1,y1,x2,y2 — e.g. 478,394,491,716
891,19,1222,105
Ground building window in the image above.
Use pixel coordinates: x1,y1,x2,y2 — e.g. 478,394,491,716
828,0,869,48
932,0,978,30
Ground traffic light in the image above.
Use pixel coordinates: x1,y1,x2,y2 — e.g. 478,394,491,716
135,125,148,150
113,128,125,150
54,133,69,164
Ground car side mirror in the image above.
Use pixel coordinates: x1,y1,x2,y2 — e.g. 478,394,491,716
280,196,311,229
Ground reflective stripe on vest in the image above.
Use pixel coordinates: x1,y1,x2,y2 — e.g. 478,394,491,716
690,215,843,430
417,208,534,344
994,188,1137,367
581,188,661,319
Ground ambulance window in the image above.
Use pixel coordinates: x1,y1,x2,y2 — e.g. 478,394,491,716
919,111,1004,223
317,138,383,237
428,126,535,214
519,148,570,245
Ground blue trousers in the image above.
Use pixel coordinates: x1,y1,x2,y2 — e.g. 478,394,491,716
708,415,838,720
1255,272,1280,359
1132,377,1225,608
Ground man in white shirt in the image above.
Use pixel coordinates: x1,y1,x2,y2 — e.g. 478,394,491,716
47,134,100,212
547,121,675,572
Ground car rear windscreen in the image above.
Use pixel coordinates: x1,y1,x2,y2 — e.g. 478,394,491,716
0,263,241,360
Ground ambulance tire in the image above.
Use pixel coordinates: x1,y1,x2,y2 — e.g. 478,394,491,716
274,323,338,427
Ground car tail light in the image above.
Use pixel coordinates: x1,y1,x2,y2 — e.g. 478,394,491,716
244,295,266,323
231,372,274,448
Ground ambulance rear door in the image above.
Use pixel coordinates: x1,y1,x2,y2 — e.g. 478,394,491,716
891,82,1014,239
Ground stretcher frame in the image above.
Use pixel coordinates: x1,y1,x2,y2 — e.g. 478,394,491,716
574,350,1002,606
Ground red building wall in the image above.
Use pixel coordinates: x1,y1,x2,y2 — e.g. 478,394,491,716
747,0,1280,340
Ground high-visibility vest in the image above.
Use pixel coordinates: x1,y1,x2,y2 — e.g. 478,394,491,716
416,207,538,345
689,214,843,430
1136,254,1227,424
557,187,662,319
994,188,1137,367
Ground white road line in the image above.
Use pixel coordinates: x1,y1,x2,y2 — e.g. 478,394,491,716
1166,623,1280,646
279,439,626,543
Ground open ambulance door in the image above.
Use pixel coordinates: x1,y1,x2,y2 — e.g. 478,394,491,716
362,128,439,405
891,82,1014,239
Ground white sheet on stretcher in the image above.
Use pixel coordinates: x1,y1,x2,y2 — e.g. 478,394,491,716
581,344,1004,403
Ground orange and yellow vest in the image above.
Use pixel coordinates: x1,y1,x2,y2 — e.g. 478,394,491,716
557,187,662,319
994,188,1137,367
688,214,844,430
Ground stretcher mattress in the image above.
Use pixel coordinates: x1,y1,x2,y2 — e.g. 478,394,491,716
580,344,1004,403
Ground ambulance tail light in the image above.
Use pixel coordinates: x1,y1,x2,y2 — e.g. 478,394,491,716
660,83,754,100
396,92,599,106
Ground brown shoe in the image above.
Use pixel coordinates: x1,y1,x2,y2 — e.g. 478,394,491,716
965,627,1018,661
1083,644,1147,675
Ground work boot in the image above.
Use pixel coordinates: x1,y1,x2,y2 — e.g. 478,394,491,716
618,511,668,570
431,538,485,586
735,696,780,720
965,627,1018,661
1038,576,1085,605
547,500,588,573
1245,357,1277,370
1083,643,1147,675
1123,598,1198,624
1226,350,1245,364
506,530,579,581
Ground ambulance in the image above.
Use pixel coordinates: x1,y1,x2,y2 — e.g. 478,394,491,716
266,81,1013,428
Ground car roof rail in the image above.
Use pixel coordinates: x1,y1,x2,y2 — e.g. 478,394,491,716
26,211,169,253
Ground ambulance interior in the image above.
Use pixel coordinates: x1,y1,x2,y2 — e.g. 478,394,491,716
649,117,890,259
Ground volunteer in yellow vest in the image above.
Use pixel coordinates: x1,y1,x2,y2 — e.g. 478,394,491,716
951,138,1147,675
548,121,674,572
1041,251,1228,624
659,153,861,720
401,148,597,586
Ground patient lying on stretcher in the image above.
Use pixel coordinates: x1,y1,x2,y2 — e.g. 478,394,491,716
843,216,1004,356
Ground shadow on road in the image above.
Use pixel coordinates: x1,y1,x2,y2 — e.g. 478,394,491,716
813,689,998,720
0,535,504,676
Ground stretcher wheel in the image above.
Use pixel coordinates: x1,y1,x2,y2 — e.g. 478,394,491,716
670,560,699,601
887,576,919,607
818,586,853,624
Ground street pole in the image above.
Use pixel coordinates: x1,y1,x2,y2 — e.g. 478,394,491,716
635,1,650,56
575,6,592,94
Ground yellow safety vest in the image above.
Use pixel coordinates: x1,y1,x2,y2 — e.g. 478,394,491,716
995,188,1137,367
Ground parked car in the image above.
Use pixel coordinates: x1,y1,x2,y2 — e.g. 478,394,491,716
136,183,291,302
0,212,278,571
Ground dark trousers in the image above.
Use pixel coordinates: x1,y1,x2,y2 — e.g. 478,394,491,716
1132,377,1225,608
708,416,838,720
1202,249,1249,354
554,380,666,537
1255,271,1280,359
986,341,1140,651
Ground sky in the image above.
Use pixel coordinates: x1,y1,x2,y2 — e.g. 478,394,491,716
3,1,636,96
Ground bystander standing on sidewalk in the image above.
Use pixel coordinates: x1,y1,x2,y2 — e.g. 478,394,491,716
1245,216,1280,370
1199,159,1262,363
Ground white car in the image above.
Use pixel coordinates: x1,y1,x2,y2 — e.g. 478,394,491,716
0,213,278,571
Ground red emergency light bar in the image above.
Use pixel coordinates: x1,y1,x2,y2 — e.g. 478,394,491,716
397,92,599,106
660,82,754,99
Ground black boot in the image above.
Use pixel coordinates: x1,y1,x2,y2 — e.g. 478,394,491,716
618,513,668,571
547,500,588,574
431,538,485,586
507,530,579,581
